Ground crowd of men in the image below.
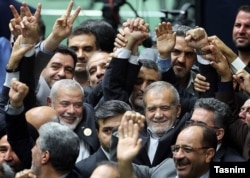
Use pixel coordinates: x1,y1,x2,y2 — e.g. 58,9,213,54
0,0,249,178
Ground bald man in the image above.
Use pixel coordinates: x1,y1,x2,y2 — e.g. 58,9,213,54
25,106,59,130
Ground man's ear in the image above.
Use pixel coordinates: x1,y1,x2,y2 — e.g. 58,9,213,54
47,97,52,106
176,104,182,118
205,148,215,163
41,150,50,164
216,128,224,143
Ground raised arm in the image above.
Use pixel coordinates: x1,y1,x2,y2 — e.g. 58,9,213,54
43,0,81,52
117,119,142,178
5,79,36,169
103,18,149,103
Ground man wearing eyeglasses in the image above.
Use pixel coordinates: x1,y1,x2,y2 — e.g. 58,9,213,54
189,98,246,162
117,120,217,178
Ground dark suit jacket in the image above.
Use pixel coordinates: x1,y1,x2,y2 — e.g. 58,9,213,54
75,147,108,177
214,144,246,162
110,112,191,167
4,103,99,169
103,57,141,104
66,167,85,178
200,62,250,161
103,57,197,116
133,112,191,167
74,103,100,155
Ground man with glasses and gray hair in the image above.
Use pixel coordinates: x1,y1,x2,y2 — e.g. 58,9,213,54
116,120,217,178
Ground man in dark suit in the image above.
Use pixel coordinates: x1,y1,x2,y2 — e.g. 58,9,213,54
47,79,100,161
4,79,84,177
105,20,197,167
189,97,246,162
117,119,217,178
76,100,132,177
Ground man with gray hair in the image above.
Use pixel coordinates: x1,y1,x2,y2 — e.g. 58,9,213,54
47,79,99,161
14,122,83,178
188,97,246,162
30,122,81,177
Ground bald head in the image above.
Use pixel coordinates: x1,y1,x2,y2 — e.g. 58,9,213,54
25,106,59,130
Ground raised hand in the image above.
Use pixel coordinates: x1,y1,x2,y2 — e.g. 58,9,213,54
207,35,238,64
9,79,29,108
155,22,176,59
202,42,232,82
114,28,127,49
194,74,210,93
117,119,142,163
7,35,35,70
119,18,149,52
9,2,40,42
120,111,145,130
44,0,81,51
15,169,36,178
19,3,42,44
9,2,26,39
185,27,209,50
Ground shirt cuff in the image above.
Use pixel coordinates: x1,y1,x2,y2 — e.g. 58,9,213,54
197,55,210,65
20,44,35,57
5,104,24,115
230,57,246,74
115,48,132,59
39,41,55,55
3,72,20,88
128,55,139,65
157,58,171,72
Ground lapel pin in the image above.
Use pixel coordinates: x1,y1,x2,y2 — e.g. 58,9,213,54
83,128,92,136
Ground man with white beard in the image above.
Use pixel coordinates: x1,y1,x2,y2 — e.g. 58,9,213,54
4,79,99,168
47,79,99,162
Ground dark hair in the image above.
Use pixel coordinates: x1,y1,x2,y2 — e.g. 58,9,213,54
54,45,77,67
172,24,192,36
238,5,250,13
139,59,161,80
140,59,159,71
67,25,99,50
193,98,232,129
95,100,131,130
79,19,116,53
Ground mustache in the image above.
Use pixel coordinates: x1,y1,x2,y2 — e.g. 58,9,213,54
173,61,186,68
175,158,190,166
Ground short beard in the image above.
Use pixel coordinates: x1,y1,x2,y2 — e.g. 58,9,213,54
59,117,82,130
237,44,250,52
74,70,88,78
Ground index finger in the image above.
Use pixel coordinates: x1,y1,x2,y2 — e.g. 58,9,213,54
64,0,74,17
9,5,20,19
